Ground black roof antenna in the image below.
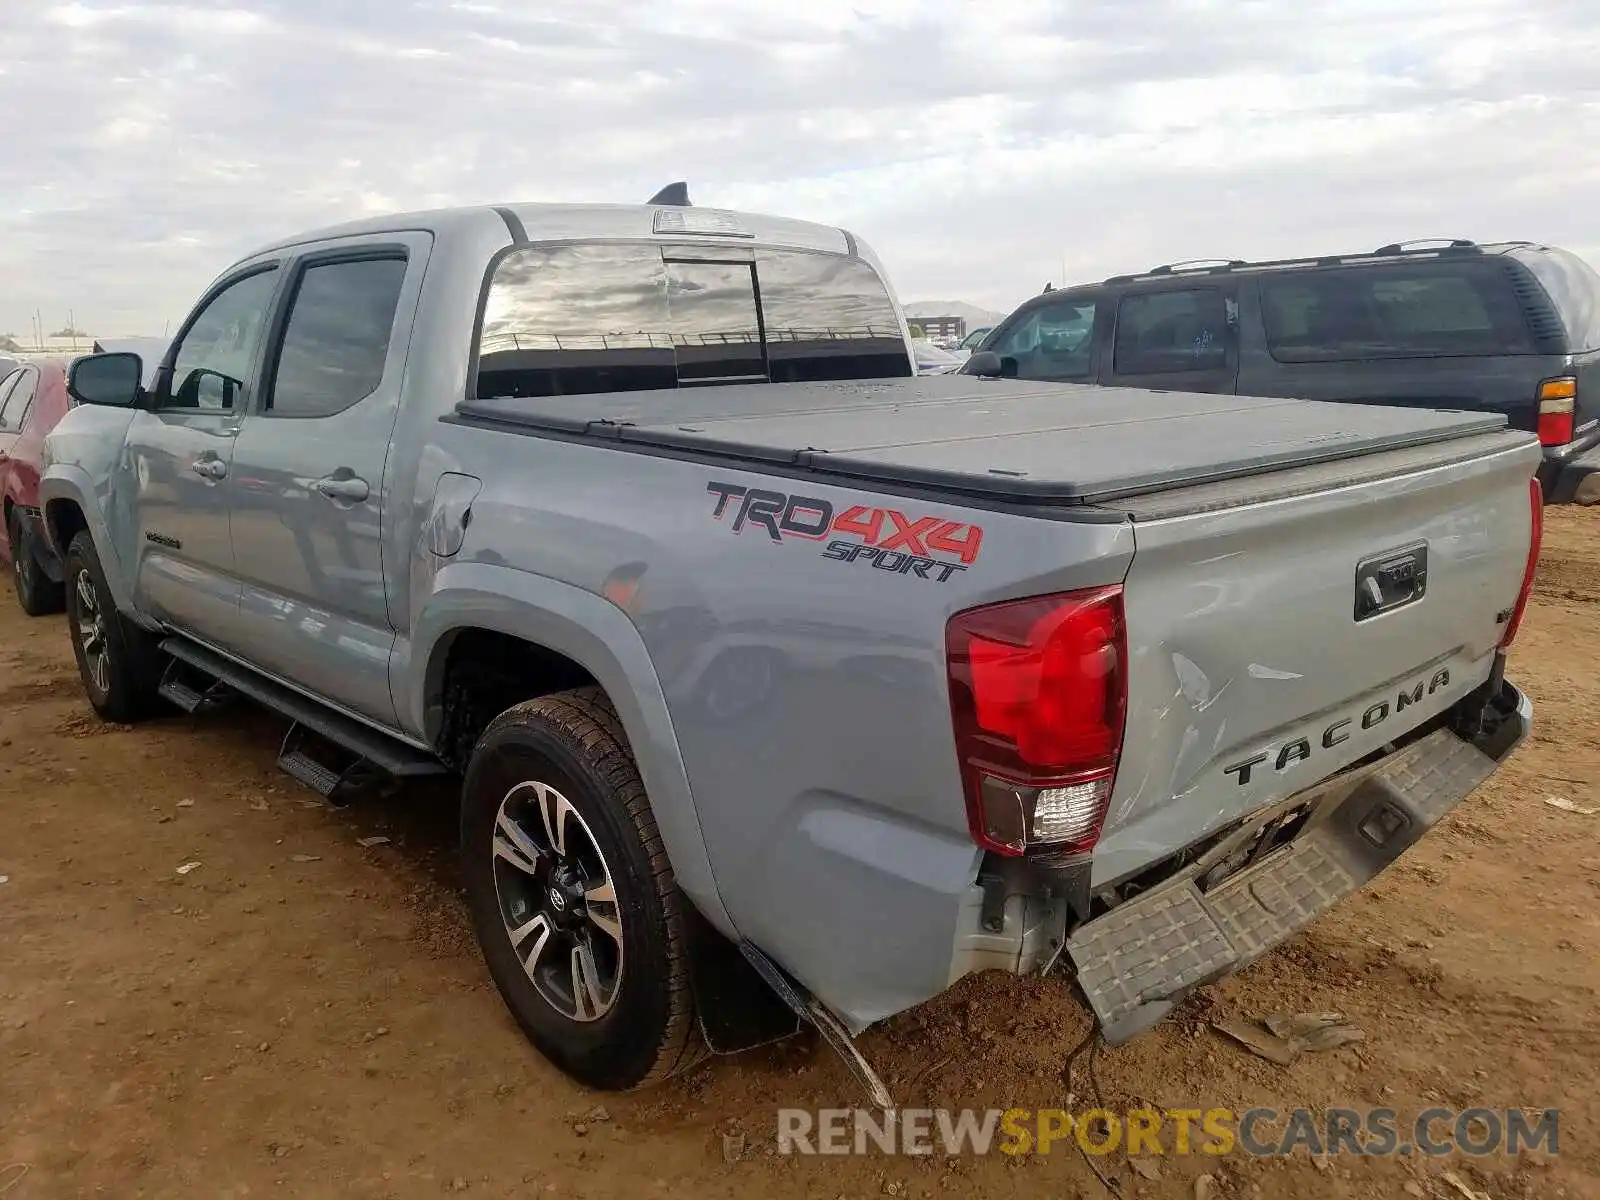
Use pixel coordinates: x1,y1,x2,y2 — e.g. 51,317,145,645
647,182,691,207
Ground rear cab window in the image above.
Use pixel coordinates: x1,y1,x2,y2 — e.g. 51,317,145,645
474,243,910,399
664,255,767,385
1260,262,1535,361
753,251,910,382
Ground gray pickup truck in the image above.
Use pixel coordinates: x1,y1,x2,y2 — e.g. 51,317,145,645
42,197,1539,1101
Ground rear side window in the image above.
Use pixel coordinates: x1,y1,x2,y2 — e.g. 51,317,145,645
1261,265,1534,362
475,243,911,398
753,251,911,382
0,369,36,430
0,371,20,424
16,378,39,429
989,298,1097,379
1517,248,1600,352
267,257,408,417
1114,289,1229,374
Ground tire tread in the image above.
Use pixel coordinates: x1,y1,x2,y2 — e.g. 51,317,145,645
64,532,163,722
476,686,701,1087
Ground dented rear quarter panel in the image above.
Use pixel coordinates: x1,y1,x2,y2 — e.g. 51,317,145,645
423,409,1538,1029
425,416,1135,1027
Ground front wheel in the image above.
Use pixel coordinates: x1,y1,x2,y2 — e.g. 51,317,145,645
63,532,164,722
460,687,699,1090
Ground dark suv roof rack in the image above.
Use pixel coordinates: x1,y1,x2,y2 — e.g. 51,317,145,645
1372,238,1477,255
1149,258,1248,275
1103,238,1490,286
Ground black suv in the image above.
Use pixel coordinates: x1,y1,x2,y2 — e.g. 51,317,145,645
970,239,1600,503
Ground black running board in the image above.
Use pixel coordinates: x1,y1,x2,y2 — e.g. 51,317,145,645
158,657,237,715
159,638,448,780
275,722,391,804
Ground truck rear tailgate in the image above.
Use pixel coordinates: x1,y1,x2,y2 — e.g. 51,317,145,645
1090,427,1541,888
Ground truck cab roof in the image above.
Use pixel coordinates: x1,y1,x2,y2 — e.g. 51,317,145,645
247,202,858,262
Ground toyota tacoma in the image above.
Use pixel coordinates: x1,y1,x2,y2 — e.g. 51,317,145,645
40,192,1538,1101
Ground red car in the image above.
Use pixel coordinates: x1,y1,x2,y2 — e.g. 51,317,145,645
0,359,72,615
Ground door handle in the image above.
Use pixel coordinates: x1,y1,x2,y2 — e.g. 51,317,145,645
313,474,370,503
191,458,227,480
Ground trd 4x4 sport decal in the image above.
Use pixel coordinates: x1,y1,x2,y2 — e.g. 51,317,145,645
706,482,983,583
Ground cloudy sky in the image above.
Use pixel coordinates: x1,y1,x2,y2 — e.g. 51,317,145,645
1,0,1597,337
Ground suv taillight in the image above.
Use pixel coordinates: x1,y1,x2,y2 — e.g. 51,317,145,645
1537,377,1576,446
1499,478,1543,650
946,586,1127,858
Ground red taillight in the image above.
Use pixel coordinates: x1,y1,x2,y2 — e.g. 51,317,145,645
947,586,1127,858
1500,477,1543,649
1537,377,1576,447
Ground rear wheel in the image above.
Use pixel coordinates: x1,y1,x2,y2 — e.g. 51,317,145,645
8,510,64,617
64,531,164,722
460,687,698,1090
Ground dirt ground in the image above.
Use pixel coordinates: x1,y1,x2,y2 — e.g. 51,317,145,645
2,509,1596,1200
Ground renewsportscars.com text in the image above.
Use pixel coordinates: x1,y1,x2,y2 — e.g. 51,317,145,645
775,1106,1559,1158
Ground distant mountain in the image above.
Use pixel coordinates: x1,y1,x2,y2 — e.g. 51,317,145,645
903,301,1008,326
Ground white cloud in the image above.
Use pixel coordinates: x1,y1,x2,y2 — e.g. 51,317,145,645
45,3,268,33
0,0,1596,335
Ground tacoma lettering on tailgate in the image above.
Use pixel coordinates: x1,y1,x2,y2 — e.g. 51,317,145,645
706,481,984,583
1223,668,1453,786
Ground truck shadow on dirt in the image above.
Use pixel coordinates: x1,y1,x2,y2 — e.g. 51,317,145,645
185,701,469,892
133,698,1069,1106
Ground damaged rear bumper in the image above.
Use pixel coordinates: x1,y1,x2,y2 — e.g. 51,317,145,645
1067,679,1531,1044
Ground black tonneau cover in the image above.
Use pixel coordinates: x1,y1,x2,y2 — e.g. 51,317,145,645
457,376,1508,505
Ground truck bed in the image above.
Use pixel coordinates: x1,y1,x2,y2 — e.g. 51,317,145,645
458,376,1507,505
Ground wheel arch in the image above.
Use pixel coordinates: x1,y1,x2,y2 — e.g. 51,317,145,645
40,468,136,614
406,561,734,937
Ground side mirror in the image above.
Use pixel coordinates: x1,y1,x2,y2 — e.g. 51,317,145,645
964,350,1003,378
68,353,144,408
172,367,239,410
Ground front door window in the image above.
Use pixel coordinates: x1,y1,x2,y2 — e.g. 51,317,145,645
162,269,280,411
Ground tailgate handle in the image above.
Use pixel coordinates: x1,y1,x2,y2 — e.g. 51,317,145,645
1354,544,1428,621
